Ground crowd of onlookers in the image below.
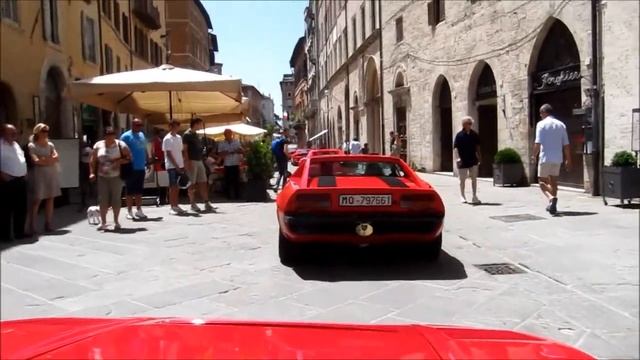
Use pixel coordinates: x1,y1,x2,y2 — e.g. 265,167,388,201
0,117,247,241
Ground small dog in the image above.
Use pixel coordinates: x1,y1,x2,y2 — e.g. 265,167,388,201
87,206,101,225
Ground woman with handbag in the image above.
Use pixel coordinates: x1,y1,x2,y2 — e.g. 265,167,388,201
89,127,131,231
26,123,61,234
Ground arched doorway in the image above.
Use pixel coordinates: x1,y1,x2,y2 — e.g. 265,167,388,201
0,81,18,126
44,66,66,138
364,58,382,153
470,63,498,177
392,72,409,162
530,19,582,187
433,76,453,172
352,93,360,140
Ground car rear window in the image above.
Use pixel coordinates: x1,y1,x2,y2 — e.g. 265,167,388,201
308,161,406,177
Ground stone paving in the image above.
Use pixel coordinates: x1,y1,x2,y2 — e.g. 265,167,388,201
1,174,638,359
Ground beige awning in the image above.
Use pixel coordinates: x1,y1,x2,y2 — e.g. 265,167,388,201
67,64,243,116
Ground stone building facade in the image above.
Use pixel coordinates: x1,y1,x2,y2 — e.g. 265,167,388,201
380,0,639,190
315,0,382,151
166,0,215,71
279,73,295,128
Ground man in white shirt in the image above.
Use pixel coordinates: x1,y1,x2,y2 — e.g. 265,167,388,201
0,124,29,240
218,129,244,199
349,137,362,154
162,120,186,215
532,104,571,215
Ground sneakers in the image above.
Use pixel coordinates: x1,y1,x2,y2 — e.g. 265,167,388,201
135,209,147,219
190,204,202,213
204,202,217,212
97,223,109,231
471,196,481,205
170,206,186,215
460,196,468,203
548,197,558,215
126,212,135,220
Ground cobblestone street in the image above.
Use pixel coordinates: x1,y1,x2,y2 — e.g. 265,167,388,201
1,173,638,359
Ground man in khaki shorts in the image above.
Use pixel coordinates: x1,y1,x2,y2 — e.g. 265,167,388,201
532,104,571,215
182,118,215,213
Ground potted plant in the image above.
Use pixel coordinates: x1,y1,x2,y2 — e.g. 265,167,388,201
602,151,640,201
493,147,525,186
244,140,275,202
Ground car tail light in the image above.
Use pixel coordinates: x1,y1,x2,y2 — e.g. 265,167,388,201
291,193,331,212
400,194,439,211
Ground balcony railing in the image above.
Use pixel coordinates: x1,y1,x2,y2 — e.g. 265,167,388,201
132,0,161,30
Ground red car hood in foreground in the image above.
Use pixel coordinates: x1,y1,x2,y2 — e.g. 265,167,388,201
0,317,594,359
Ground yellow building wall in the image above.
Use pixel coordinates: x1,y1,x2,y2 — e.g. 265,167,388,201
1,0,100,138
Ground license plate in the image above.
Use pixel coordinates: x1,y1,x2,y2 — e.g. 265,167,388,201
339,195,392,207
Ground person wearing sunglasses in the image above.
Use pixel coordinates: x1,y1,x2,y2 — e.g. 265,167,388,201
26,123,61,234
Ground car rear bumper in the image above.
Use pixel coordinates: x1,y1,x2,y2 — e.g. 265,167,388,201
279,212,444,244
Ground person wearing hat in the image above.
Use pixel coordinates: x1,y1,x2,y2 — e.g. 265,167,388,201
89,127,131,231
162,120,187,215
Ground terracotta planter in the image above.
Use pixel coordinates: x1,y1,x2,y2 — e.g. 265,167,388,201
493,163,524,187
602,166,640,200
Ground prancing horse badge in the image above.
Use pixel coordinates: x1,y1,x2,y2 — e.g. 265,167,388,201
356,223,373,237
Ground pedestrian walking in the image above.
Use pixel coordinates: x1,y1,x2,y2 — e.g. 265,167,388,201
0,124,29,241
218,129,244,200
349,137,362,154
162,120,186,215
390,133,402,158
454,116,481,204
182,118,214,212
389,131,396,154
90,127,130,231
26,123,61,233
532,103,571,215
79,139,94,211
120,118,149,220
271,129,290,192
342,139,351,154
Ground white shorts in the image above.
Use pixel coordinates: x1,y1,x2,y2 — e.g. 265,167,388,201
538,162,561,178
458,165,478,180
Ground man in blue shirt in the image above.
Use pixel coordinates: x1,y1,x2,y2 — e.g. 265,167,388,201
271,129,290,191
120,118,149,220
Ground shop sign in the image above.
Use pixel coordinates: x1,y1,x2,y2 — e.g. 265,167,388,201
534,64,581,91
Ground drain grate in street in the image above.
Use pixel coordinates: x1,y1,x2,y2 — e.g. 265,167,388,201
475,263,527,275
489,214,546,223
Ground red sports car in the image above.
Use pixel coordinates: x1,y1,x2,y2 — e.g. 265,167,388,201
0,317,594,359
290,148,311,166
276,154,445,264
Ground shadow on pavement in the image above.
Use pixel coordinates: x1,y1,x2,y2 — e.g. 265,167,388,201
292,249,467,282
612,203,640,210
106,227,148,234
0,236,39,252
132,216,164,222
554,211,598,217
43,229,71,236
469,202,502,207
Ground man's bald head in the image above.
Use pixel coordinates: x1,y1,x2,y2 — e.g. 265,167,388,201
1,123,18,142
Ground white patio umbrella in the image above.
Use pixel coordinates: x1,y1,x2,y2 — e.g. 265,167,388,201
67,64,243,118
197,122,267,139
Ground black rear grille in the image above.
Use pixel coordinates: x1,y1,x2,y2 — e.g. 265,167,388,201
285,213,443,235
